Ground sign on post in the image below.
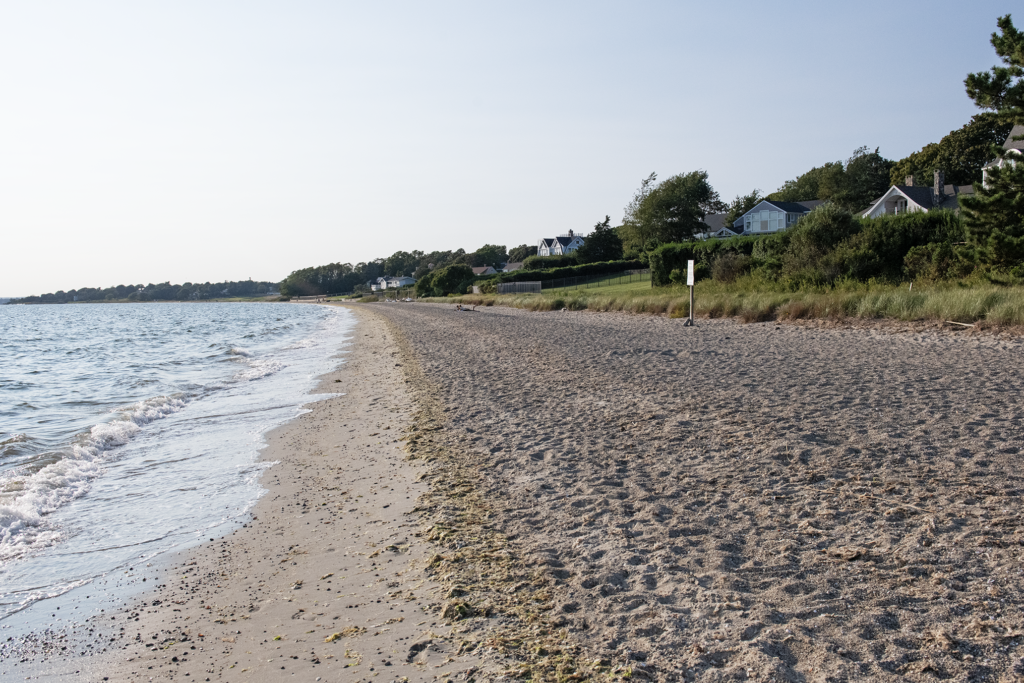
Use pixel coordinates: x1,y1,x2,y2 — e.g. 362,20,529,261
684,260,695,326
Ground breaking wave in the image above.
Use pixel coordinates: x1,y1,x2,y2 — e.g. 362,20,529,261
0,395,189,560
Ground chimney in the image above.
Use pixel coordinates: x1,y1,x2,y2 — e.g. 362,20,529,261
905,175,914,187
934,170,945,205
568,229,574,238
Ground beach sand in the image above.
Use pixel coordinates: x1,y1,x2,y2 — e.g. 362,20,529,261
364,303,1024,682
99,308,493,681
73,301,1024,682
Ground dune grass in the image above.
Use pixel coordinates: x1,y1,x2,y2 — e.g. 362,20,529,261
421,279,1024,327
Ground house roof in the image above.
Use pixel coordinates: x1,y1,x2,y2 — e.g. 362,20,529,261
539,238,555,247
554,235,579,247
896,185,936,209
703,212,728,231
502,262,524,272
1004,124,1024,151
794,200,825,211
765,200,817,213
471,266,495,275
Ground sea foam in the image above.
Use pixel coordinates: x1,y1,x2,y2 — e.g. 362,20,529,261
0,395,188,560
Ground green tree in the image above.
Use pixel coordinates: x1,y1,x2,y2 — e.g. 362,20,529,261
415,271,437,297
958,14,1024,267
889,114,1012,187
620,172,658,254
769,162,845,203
621,171,725,253
430,264,475,295
960,161,1024,266
383,251,422,277
507,244,538,262
574,216,624,263
834,147,894,211
769,148,892,211
965,14,1024,125
721,189,763,231
468,244,508,269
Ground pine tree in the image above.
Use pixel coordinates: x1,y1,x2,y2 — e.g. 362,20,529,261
961,15,1024,266
960,162,1024,266
965,15,1024,125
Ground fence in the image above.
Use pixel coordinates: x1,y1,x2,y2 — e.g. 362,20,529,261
498,281,542,294
540,269,650,292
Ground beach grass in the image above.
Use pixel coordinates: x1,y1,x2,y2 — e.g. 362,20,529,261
421,280,1024,326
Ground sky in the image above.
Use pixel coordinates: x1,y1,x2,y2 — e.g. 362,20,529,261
0,0,1017,297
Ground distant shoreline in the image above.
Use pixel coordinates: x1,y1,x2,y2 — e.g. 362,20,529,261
4,297,287,305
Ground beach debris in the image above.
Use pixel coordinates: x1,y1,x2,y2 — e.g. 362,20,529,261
324,627,365,642
290,580,303,590
319,573,333,580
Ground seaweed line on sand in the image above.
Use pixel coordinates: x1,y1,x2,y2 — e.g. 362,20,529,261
378,314,625,681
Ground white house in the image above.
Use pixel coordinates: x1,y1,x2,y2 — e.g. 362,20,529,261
369,277,388,292
385,276,416,289
502,262,524,273
981,124,1024,187
538,230,585,256
732,200,823,235
861,170,973,219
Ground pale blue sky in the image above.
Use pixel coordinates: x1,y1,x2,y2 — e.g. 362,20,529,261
0,1,1016,296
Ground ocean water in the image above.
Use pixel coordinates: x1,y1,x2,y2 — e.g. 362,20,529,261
0,302,353,637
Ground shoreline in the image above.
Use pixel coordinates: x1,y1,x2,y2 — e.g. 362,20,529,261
74,306,492,681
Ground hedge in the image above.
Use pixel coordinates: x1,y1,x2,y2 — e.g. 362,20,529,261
493,259,647,285
648,236,765,286
523,254,577,270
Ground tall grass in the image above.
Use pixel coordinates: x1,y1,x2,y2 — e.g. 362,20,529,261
421,279,1024,326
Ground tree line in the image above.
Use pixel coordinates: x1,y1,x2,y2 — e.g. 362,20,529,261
10,280,279,304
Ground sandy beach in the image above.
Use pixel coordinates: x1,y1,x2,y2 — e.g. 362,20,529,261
365,303,1024,682
95,308,492,681
62,301,1024,682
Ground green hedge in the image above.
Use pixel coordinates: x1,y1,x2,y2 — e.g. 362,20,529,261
649,236,765,286
523,254,577,270
494,259,647,285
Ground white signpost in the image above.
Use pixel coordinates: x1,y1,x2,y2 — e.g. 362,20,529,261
683,260,695,326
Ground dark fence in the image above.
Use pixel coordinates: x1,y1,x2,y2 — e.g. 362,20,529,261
498,281,542,294
541,269,650,292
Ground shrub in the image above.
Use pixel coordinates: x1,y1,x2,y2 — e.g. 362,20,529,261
648,235,763,285
782,204,861,280
711,253,752,283
830,210,967,282
431,264,475,296
415,271,437,297
524,254,577,270
496,259,646,285
904,242,976,281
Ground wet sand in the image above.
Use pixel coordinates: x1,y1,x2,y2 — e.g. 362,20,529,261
93,308,492,681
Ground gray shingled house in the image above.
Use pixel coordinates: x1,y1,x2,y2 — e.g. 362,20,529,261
860,170,974,219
